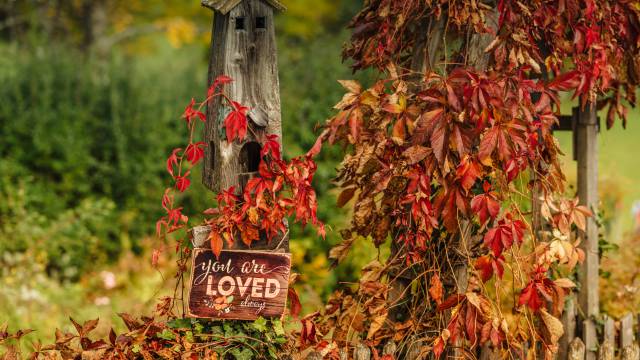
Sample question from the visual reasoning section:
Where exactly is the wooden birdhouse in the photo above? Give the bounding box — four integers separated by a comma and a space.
201, 0, 286, 193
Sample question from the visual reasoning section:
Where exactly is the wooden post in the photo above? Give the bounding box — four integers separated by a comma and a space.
569, 337, 586, 360
202, 0, 285, 194
621, 313, 635, 349
576, 101, 599, 360
200, 0, 288, 252
598, 315, 615, 360
559, 297, 577, 359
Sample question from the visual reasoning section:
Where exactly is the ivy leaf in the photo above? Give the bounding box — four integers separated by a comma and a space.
429, 274, 444, 305
470, 182, 500, 225
224, 101, 249, 142
156, 329, 176, 341
540, 309, 564, 345
403, 145, 431, 165
337, 187, 356, 208
272, 319, 285, 336
483, 215, 526, 256
475, 254, 505, 282
287, 288, 302, 318
166, 148, 182, 177
182, 98, 206, 125
251, 317, 268, 333
456, 156, 481, 193
175, 171, 191, 192
230, 348, 254, 360
210, 231, 224, 258
185, 142, 206, 165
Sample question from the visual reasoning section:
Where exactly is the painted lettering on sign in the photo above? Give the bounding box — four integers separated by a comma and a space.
188, 249, 291, 320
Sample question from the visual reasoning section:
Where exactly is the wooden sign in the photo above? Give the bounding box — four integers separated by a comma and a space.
188, 249, 291, 320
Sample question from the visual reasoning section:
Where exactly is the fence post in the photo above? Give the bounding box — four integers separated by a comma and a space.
621, 313, 635, 349
576, 102, 599, 360
569, 337, 586, 360
559, 297, 577, 359
598, 315, 615, 360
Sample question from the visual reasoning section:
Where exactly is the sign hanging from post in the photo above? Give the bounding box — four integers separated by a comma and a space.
188, 249, 291, 320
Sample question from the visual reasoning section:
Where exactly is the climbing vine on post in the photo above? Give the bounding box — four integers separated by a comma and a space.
296, 0, 640, 359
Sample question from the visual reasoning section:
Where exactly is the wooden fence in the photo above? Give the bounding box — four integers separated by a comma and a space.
562, 312, 640, 360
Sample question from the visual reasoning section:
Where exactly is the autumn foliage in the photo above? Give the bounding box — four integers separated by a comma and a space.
5, 0, 640, 359
293, 0, 639, 359
153, 0, 640, 359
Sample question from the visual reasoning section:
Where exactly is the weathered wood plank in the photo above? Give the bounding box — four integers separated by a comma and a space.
598, 340, 614, 360
382, 341, 397, 356
603, 315, 615, 343
622, 344, 640, 360
598, 315, 615, 360
559, 297, 577, 360
576, 102, 599, 360
189, 224, 289, 252
569, 337, 586, 360
621, 313, 635, 349
354, 343, 371, 360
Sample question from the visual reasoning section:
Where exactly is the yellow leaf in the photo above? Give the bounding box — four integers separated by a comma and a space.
540, 309, 564, 345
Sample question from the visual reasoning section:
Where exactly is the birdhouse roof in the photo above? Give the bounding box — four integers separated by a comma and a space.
202, 0, 286, 14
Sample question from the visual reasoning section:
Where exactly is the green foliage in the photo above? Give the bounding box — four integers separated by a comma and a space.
0, 41, 212, 272
165, 317, 289, 359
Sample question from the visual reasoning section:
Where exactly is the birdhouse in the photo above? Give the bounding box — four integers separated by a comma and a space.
201, 0, 286, 193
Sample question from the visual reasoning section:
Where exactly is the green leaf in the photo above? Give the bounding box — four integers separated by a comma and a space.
251, 317, 268, 333
156, 329, 176, 341
185, 330, 195, 343
272, 319, 285, 336
167, 318, 192, 329
230, 347, 254, 360
194, 321, 205, 334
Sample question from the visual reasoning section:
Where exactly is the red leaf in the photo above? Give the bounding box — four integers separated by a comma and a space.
470, 185, 500, 225
151, 248, 161, 267
223, 101, 249, 142
430, 119, 448, 163
547, 71, 580, 92
182, 98, 205, 125
446, 82, 461, 111
478, 127, 498, 165
207, 75, 233, 98
306, 129, 327, 158
261, 134, 282, 160
433, 336, 446, 359
166, 148, 182, 177
483, 215, 526, 256
437, 294, 466, 311
456, 156, 481, 192
288, 287, 302, 318
185, 142, 205, 165
175, 171, 191, 192
475, 254, 505, 282
519, 281, 544, 312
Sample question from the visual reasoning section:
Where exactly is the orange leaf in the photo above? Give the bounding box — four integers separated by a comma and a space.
210, 232, 223, 258
429, 274, 444, 305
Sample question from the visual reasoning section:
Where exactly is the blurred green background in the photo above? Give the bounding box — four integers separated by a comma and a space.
1, 0, 639, 346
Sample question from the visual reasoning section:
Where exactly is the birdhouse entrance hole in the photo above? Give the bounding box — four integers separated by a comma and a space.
235, 17, 246, 30
256, 17, 266, 29
240, 141, 262, 173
